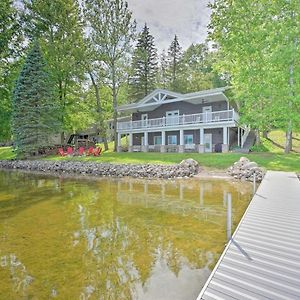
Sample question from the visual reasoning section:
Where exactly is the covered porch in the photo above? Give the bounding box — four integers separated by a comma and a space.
117, 126, 245, 153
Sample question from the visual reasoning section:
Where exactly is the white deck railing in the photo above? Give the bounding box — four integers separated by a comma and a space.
117, 109, 238, 131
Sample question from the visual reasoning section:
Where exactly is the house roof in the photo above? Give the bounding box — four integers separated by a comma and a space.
117, 87, 229, 113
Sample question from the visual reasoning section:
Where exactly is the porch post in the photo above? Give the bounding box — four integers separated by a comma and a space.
117, 133, 122, 152
161, 131, 166, 153
237, 127, 240, 147
222, 126, 229, 153
198, 128, 205, 153
128, 133, 133, 152
179, 129, 184, 153
142, 132, 148, 152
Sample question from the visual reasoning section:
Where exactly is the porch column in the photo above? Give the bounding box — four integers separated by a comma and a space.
237, 127, 240, 147
179, 129, 184, 153
117, 133, 122, 152
198, 128, 205, 153
142, 132, 148, 152
128, 133, 133, 152
222, 126, 229, 153
161, 131, 166, 153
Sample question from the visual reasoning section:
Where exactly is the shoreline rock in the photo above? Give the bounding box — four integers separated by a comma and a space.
0, 159, 200, 179
227, 157, 265, 182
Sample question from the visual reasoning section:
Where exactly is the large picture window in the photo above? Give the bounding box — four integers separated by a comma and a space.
184, 134, 194, 145
154, 136, 162, 145
167, 135, 177, 145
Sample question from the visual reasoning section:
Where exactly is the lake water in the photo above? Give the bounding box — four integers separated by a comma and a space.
0, 170, 252, 299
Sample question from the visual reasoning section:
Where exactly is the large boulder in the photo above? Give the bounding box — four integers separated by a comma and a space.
227, 158, 265, 182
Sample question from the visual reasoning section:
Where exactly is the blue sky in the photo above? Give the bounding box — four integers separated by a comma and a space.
127, 0, 211, 52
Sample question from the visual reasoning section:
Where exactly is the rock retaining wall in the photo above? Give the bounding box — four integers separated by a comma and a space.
0, 159, 200, 179
227, 157, 265, 182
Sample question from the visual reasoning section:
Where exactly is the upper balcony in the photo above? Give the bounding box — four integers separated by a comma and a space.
117, 109, 239, 132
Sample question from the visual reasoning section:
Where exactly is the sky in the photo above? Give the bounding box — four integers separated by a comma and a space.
127, 0, 211, 52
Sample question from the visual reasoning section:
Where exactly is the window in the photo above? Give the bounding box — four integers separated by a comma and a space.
168, 135, 177, 145
154, 136, 162, 145
184, 134, 193, 145
141, 114, 148, 127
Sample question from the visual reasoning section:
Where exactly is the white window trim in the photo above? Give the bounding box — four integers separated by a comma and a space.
141, 114, 148, 127
167, 135, 177, 145
202, 106, 212, 113
166, 110, 179, 117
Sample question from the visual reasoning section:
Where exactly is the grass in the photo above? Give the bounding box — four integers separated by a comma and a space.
1, 131, 300, 172
251, 130, 300, 153
0, 147, 16, 160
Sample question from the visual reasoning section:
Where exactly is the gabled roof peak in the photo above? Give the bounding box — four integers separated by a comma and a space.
140, 89, 182, 105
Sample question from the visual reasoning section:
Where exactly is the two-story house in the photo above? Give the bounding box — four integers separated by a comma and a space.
116, 88, 249, 153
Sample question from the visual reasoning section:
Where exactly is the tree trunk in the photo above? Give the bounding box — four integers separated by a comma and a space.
112, 62, 118, 152
89, 72, 109, 151
58, 80, 65, 145
262, 131, 268, 139
60, 132, 65, 145
285, 123, 292, 154
255, 129, 260, 145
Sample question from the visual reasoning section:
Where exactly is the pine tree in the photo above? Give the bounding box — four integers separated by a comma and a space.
129, 24, 158, 101
158, 49, 168, 89
167, 35, 182, 91
12, 41, 60, 158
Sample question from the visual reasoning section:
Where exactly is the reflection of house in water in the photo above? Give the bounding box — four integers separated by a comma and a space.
116, 179, 251, 225
0, 254, 34, 296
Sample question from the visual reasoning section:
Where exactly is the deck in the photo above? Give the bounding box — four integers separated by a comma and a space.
197, 171, 300, 300
117, 109, 238, 132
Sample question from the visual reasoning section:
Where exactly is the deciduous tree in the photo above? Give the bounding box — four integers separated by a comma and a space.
209, 0, 300, 152
84, 0, 136, 151
23, 0, 86, 144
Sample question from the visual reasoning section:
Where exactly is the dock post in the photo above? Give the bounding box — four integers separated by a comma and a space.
253, 172, 256, 195
226, 193, 232, 241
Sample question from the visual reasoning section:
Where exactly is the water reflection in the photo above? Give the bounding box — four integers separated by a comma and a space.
0, 170, 252, 299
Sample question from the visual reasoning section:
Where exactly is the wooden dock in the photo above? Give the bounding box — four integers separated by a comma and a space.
197, 171, 300, 300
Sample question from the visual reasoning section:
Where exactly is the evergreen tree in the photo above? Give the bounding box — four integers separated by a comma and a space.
167, 35, 182, 91
129, 24, 158, 101
23, 0, 86, 144
12, 41, 60, 158
158, 49, 168, 89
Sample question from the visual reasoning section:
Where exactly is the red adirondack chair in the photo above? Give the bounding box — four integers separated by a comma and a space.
58, 148, 67, 156
67, 147, 74, 155
78, 147, 85, 156
93, 147, 102, 156
86, 147, 94, 156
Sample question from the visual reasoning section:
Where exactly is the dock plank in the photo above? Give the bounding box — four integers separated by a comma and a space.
197, 171, 300, 300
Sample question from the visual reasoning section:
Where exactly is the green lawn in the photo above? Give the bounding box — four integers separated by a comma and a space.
251, 130, 300, 153
0, 147, 16, 160
1, 146, 299, 172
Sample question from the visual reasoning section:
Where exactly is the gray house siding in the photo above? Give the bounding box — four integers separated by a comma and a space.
205, 128, 223, 145
132, 101, 228, 121
229, 128, 237, 144
133, 133, 143, 146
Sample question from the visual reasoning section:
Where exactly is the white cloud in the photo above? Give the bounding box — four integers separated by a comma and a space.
127, 0, 211, 52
